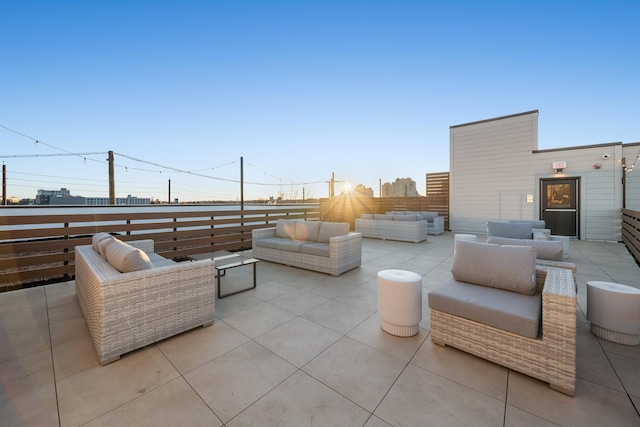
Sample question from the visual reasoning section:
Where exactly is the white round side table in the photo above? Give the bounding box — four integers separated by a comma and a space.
586, 281, 640, 345
377, 270, 422, 337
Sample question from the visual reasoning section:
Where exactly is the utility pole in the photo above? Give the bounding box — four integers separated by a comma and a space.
240, 156, 244, 209
108, 151, 115, 205
168, 179, 171, 204
2, 163, 6, 205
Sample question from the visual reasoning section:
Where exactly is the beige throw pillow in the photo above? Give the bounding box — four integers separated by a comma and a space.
105, 239, 154, 273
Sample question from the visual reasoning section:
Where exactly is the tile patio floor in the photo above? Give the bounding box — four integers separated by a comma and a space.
1, 232, 639, 426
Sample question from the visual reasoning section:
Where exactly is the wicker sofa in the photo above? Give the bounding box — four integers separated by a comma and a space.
75, 235, 215, 365
355, 213, 428, 243
428, 240, 576, 395
387, 211, 445, 235
252, 219, 361, 276
488, 220, 570, 257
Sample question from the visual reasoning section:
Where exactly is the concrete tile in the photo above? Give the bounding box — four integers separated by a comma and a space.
0, 382, 59, 427
302, 299, 372, 334
256, 317, 341, 367
222, 302, 296, 339
303, 336, 406, 412
56, 346, 179, 427
49, 316, 90, 348
227, 370, 370, 426
347, 313, 428, 362
334, 284, 379, 312
507, 373, 640, 426
157, 320, 250, 374
267, 289, 329, 316
504, 404, 559, 426
83, 377, 222, 427
363, 415, 393, 427
52, 335, 100, 380
185, 341, 296, 423
0, 348, 54, 398
374, 363, 505, 426
410, 338, 508, 402
607, 352, 640, 397
0, 323, 50, 363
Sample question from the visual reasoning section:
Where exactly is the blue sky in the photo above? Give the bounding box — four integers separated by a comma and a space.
1, 0, 638, 202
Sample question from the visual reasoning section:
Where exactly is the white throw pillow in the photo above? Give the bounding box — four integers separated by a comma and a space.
92, 232, 112, 253
105, 239, 154, 273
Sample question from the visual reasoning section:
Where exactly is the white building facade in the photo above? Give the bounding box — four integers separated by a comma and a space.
449, 110, 639, 241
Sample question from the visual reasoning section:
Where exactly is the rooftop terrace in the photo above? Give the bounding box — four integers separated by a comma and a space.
1, 232, 639, 426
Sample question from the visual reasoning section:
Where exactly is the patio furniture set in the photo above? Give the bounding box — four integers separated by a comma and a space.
74, 219, 638, 399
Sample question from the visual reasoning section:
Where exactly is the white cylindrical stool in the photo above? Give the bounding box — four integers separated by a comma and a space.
378, 269, 422, 337
587, 281, 640, 345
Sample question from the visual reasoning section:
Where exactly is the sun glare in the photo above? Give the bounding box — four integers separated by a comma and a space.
344, 182, 353, 193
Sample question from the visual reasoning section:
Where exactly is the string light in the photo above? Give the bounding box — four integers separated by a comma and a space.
34, 140, 39, 147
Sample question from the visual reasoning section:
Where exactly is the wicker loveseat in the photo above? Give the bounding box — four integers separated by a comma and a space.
75, 234, 215, 365
252, 219, 361, 276
428, 240, 577, 395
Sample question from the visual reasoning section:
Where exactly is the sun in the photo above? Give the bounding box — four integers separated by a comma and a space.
344, 182, 353, 193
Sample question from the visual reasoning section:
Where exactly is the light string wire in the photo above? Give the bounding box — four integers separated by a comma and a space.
0, 124, 332, 186
622, 149, 640, 173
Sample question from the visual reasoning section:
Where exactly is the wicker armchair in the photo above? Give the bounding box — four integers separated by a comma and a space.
430, 266, 576, 395
75, 239, 215, 365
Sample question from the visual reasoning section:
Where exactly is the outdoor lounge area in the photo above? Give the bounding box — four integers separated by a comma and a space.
2, 232, 639, 426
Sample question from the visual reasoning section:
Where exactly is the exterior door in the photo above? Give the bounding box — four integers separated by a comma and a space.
540, 178, 579, 238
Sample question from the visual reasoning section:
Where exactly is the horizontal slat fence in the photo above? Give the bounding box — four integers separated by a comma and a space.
0, 206, 320, 291
622, 208, 640, 267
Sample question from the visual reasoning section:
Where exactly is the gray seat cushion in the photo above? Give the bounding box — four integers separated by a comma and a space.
255, 237, 306, 252
428, 279, 542, 339
300, 242, 330, 257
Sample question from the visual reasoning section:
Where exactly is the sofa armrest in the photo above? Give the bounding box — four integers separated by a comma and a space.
540, 267, 576, 394
329, 232, 362, 258
433, 217, 444, 226
252, 227, 276, 244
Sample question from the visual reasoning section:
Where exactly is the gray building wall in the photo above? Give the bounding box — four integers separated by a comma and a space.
450, 110, 637, 241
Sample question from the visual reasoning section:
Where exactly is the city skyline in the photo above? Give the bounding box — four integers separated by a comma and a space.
1, 1, 638, 202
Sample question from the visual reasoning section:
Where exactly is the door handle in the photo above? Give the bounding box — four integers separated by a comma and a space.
544, 208, 576, 212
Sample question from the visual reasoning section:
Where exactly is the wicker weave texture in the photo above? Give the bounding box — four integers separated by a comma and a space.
431, 267, 576, 395
252, 228, 361, 276
355, 219, 428, 243
75, 242, 215, 365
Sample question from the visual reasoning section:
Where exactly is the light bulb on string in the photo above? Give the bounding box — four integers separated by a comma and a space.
34, 140, 39, 147
83, 157, 86, 164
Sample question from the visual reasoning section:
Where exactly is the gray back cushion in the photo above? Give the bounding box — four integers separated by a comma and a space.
392, 214, 419, 221
509, 220, 546, 229
361, 213, 374, 219
487, 221, 533, 239
452, 240, 537, 295
317, 222, 350, 243
275, 219, 299, 239
295, 221, 321, 241
373, 214, 393, 221
486, 236, 564, 261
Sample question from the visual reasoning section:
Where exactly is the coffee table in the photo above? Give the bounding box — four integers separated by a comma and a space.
190, 252, 259, 298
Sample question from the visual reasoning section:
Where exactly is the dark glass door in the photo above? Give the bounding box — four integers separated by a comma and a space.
540, 178, 579, 237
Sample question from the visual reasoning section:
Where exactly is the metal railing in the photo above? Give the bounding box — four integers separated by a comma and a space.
0, 205, 320, 291
622, 208, 640, 267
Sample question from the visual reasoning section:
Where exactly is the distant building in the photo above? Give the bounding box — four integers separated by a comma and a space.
381, 178, 419, 197
85, 195, 151, 205
35, 188, 150, 205
353, 184, 374, 198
